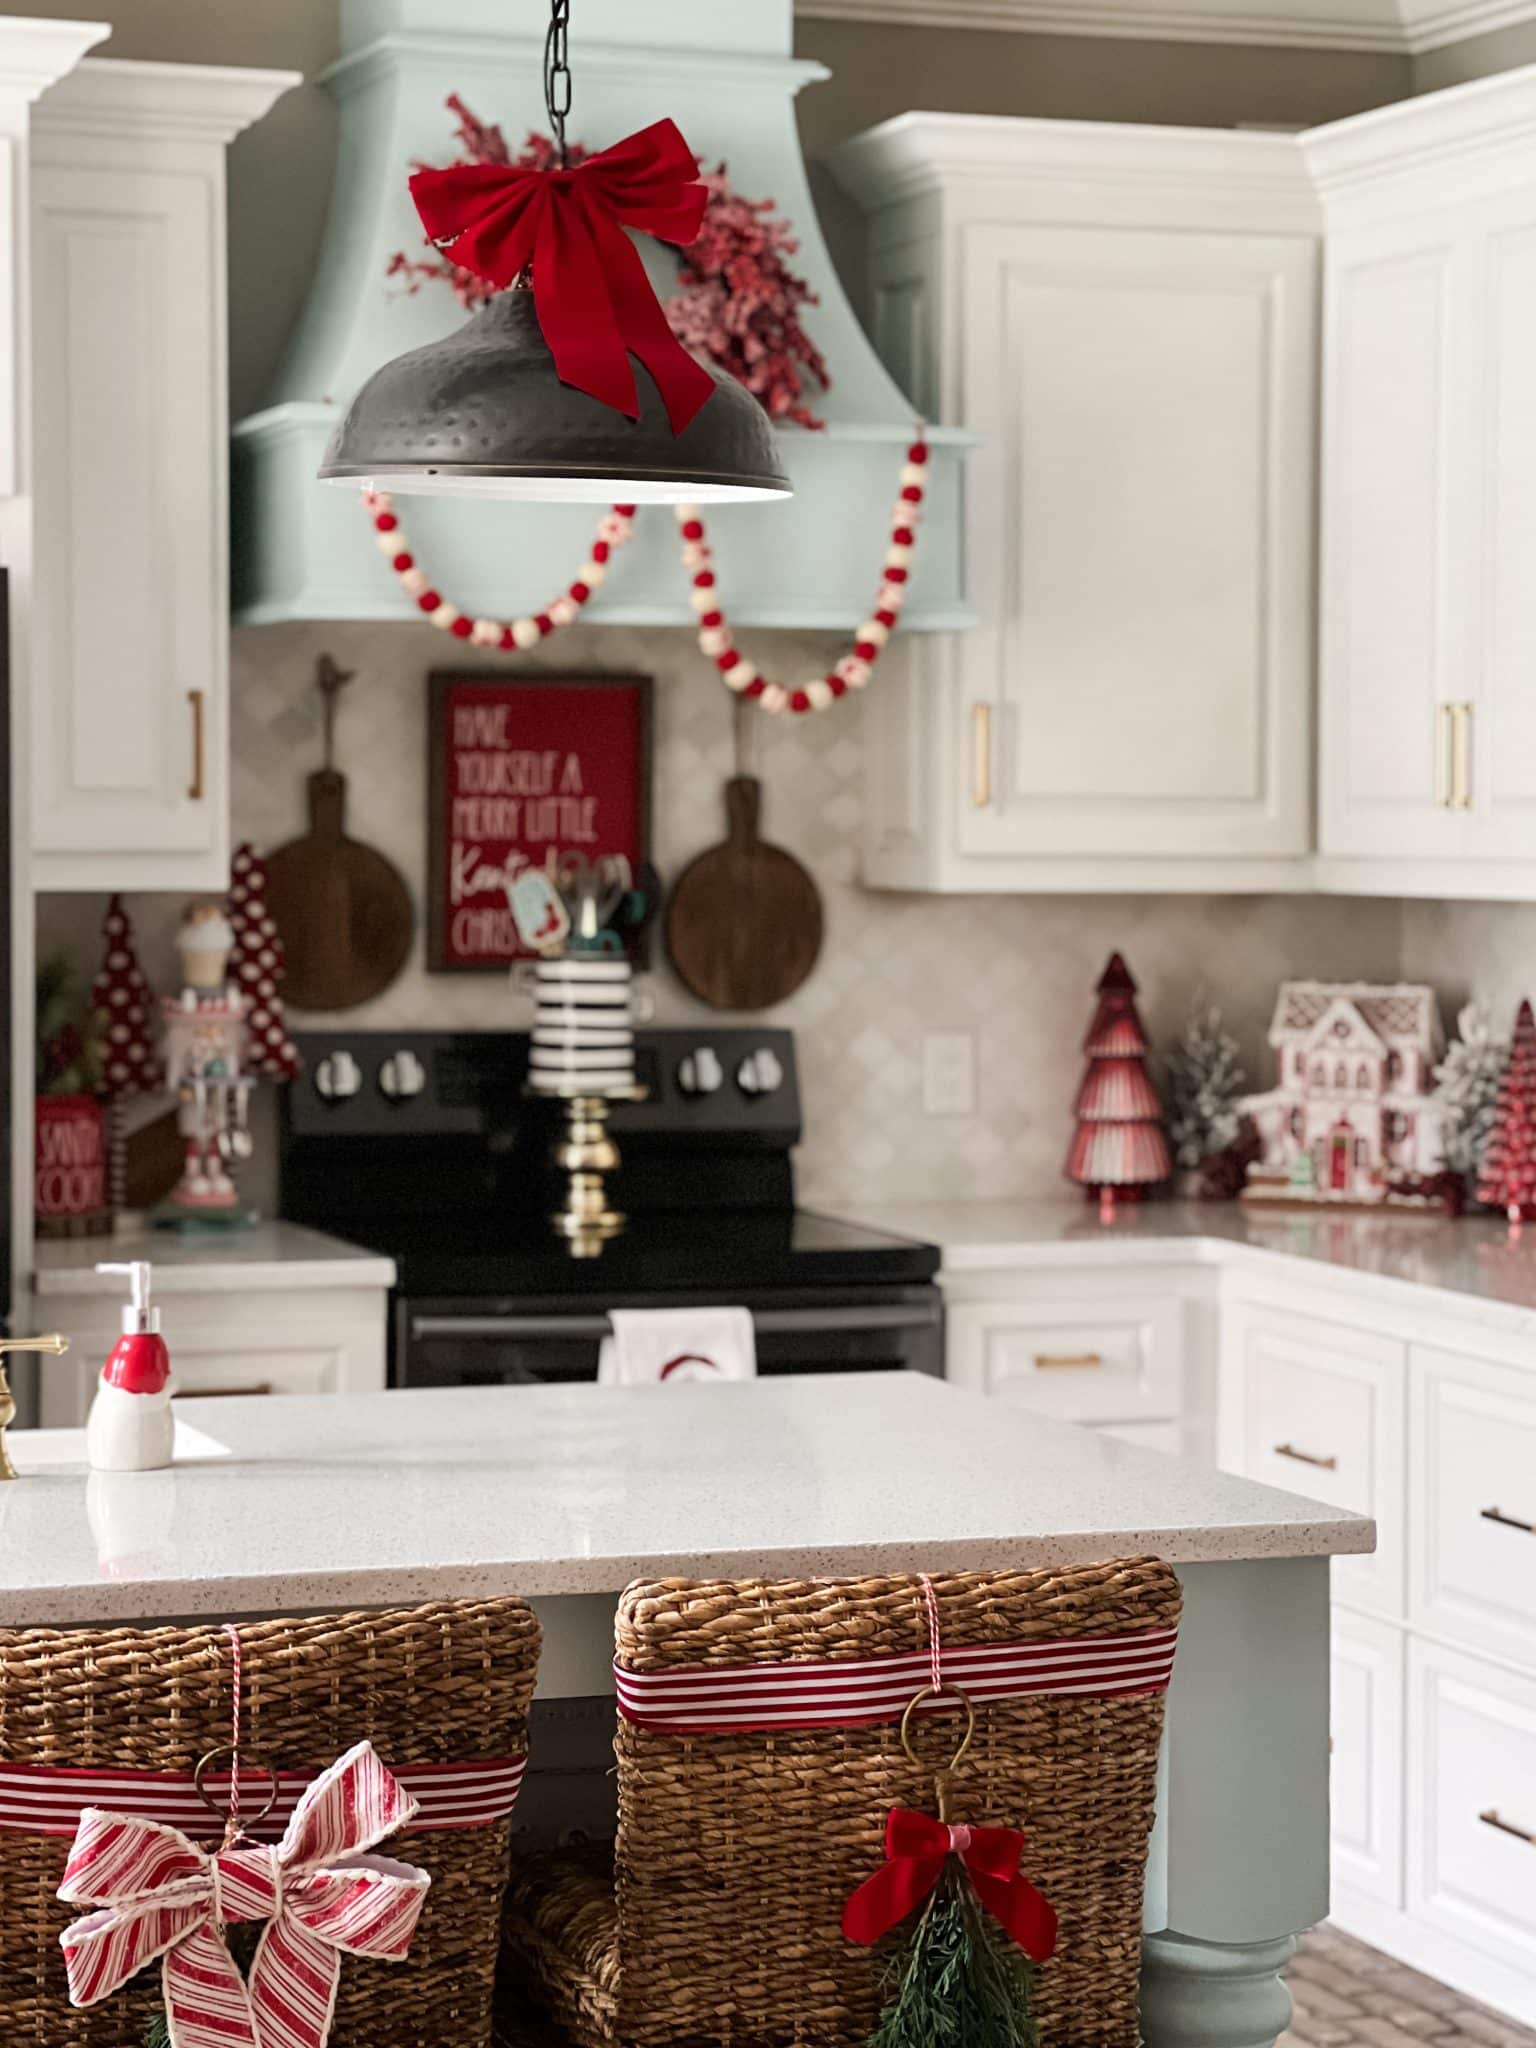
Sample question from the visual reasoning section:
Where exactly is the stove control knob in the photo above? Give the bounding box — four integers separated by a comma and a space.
314, 1050, 361, 1103
379, 1050, 426, 1102
736, 1048, 784, 1098
677, 1047, 724, 1098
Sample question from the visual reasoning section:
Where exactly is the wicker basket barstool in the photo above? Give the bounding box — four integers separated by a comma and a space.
501, 1556, 1180, 2048
0, 1596, 541, 2048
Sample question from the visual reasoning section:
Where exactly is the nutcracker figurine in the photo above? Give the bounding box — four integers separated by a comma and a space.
158, 901, 255, 1225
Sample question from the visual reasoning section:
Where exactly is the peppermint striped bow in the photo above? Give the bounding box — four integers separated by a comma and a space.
57, 1740, 430, 2048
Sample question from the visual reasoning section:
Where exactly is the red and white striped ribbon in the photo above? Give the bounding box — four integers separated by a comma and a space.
615, 1626, 1179, 1735
0, 1751, 526, 1840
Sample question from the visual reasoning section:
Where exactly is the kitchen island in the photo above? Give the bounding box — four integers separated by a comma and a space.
2, 1374, 1370, 2048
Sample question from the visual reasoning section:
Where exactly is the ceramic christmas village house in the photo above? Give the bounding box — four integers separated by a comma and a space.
1240, 981, 1446, 1206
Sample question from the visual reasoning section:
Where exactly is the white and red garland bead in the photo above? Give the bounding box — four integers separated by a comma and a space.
675, 435, 928, 715
362, 488, 636, 648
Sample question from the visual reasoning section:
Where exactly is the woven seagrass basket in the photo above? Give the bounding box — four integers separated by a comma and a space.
0, 1596, 540, 2048
501, 1556, 1180, 2048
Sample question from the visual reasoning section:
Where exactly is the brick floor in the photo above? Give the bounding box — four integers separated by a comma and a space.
1284, 1926, 1536, 2048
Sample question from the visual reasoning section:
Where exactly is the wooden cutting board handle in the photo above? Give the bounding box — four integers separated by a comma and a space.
724, 774, 761, 846
306, 767, 347, 840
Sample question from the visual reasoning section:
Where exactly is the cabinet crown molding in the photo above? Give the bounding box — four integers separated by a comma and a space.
1304, 60, 1536, 214
829, 111, 1322, 231
0, 19, 106, 108
796, 0, 1536, 56
34, 58, 301, 149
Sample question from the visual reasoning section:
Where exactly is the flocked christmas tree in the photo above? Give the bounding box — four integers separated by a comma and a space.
90, 895, 162, 1214
1065, 954, 1172, 1207
1163, 1005, 1246, 1172
228, 844, 300, 1080
1476, 998, 1536, 1223
1433, 1001, 1509, 1187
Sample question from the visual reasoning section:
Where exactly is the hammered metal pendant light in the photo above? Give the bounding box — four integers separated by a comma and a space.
318, 0, 790, 505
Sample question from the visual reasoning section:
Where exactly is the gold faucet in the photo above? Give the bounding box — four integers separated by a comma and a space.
0, 1334, 69, 1480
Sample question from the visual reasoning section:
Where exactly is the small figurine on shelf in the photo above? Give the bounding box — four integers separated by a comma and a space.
157, 900, 253, 1228
1064, 953, 1171, 1216
1239, 982, 1448, 1210
1476, 998, 1536, 1229
91, 895, 163, 1220
1163, 1004, 1245, 1197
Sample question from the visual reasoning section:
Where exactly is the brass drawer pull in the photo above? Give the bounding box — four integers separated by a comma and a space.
179, 1382, 274, 1399
1481, 1505, 1535, 1535
972, 702, 993, 809
1435, 703, 1453, 809
1479, 1807, 1535, 1847
1274, 1442, 1337, 1471
1033, 1351, 1105, 1371
187, 688, 206, 802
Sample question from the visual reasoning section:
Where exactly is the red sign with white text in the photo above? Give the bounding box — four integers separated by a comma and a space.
428, 674, 651, 971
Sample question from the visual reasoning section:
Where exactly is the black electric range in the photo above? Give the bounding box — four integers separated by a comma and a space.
279, 1030, 941, 1385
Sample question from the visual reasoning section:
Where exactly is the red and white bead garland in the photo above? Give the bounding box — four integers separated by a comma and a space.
677, 437, 929, 715
361, 489, 637, 649
357, 434, 928, 712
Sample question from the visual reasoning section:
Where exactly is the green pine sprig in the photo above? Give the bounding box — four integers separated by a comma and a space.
145, 2013, 170, 2048
868, 1859, 1040, 2048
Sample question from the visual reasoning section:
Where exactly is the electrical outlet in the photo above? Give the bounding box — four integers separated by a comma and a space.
922, 1033, 975, 1117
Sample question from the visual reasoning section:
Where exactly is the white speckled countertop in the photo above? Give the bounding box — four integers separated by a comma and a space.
34, 1222, 396, 1295
0, 1376, 1370, 1625
854, 1196, 1536, 1333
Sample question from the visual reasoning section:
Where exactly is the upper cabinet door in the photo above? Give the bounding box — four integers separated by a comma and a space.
26, 60, 296, 893
957, 222, 1316, 864
1317, 213, 1482, 865
28, 160, 225, 887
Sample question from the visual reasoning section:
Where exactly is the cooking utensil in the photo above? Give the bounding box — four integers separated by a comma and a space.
266, 655, 414, 1010
664, 775, 823, 1010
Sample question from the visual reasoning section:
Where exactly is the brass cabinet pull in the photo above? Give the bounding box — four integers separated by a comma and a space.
1451, 701, 1473, 810
179, 1382, 274, 1399
1481, 1505, 1535, 1535
1033, 1350, 1104, 1371
972, 702, 992, 809
1436, 703, 1454, 809
187, 688, 205, 802
1479, 1807, 1536, 1847
1274, 1442, 1338, 1471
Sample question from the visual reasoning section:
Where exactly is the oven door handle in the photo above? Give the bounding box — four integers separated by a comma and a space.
408, 1304, 941, 1342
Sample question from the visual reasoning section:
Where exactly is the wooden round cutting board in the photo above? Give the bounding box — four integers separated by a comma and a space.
665, 775, 823, 1011
265, 656, 414, 1011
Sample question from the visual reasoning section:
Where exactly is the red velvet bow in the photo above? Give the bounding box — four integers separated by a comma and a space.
842, 1809, 1058, 1958
410, 118, 715, 433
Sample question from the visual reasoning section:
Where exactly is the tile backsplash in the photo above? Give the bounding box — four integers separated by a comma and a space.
39, 621, 1406, 1213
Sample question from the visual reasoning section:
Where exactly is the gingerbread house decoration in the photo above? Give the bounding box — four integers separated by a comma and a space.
1241, 981, 1445, 1204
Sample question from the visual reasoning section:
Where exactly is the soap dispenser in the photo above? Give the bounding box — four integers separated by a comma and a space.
87, 1262, 173, 1472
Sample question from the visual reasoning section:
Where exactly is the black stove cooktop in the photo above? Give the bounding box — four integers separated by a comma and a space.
326, 1206, 937, 1299
279, 1029, 938, 1299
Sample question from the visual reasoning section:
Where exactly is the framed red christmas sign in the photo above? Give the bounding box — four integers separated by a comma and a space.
427, 673, 653, 972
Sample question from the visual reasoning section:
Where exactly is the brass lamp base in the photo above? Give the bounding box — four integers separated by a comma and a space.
530, 1084, 648, 1260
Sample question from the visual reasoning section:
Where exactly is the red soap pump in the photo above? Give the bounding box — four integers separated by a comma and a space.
86, 1261, 173, 1472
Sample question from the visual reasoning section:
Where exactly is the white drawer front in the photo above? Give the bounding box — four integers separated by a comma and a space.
171, 1346, 350, 1401
946, 1296, 1183, 1422
1412, 1344, 1536, 1668
1219, 1305, 1403, 1617
1408, 1638, 1536, 1977
1330, 1610, 1404, 1907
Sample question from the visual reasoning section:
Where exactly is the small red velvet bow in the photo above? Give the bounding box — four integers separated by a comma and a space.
842, 1809, 1059, 1957
410, 117, 715, 433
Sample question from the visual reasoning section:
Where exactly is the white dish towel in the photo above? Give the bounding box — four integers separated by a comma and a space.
597, 1306, 757, 1386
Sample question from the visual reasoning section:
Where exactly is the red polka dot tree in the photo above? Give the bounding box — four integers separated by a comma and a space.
1477, 998, 1536, 1225
229, 844, 300, 1080
1065, 952, 1172, 1215
91, 895, 163, 1214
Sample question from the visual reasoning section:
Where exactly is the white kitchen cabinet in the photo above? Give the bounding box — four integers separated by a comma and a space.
832, 115, 1320, 894
1331, 1608, 1405, 1910
27, 61, 295, 891
1310, 68, 1536, 900
1218, 1300, 1406, 1621
36, 1277, 389, 1425
945, 1291, 1188, 1425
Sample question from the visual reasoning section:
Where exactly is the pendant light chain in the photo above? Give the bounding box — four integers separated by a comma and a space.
544, 0, 573, 168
